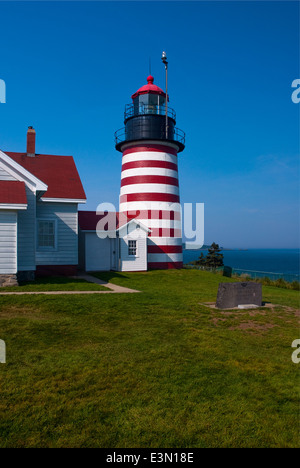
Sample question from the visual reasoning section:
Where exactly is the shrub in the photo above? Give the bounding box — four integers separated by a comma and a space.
290, 281, 300, 291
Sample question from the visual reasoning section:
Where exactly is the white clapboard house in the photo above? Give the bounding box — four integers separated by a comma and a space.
0, 127, 86, 285
0, 127, 150, 285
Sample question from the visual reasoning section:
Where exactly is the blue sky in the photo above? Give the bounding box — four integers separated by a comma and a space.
0, 1, 299, 248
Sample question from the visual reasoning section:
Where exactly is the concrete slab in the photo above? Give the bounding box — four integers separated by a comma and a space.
75, 274, 140, 293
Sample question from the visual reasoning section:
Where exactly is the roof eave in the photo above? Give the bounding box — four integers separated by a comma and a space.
0, 203, 28, 210
0, 150, 48, 192
40, 197, 87, 204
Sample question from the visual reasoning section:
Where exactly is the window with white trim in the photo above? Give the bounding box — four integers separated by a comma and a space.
37, 220, 56, 249
128, 240, 137, 256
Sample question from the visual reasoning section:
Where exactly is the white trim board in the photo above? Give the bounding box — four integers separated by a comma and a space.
0, 203, 27, 210
40, 198, 86, 204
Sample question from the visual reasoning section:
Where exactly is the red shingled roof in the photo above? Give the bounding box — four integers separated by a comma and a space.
5, 152, 86, 201
0, 180, 27, 205
78, 211, 137, 231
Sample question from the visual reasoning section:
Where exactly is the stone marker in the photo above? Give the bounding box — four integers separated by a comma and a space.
216, 282, 262, 309
223, 266, 232, 278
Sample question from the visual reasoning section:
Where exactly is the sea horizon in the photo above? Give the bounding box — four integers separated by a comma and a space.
182, 247, 300, 282
183, 245, 300, 251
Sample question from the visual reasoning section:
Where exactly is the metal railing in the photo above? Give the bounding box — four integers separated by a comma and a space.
184, 265, 299, 283
232, 268, 300, 283
114, 124, 185, 146
124, 103, 176, 121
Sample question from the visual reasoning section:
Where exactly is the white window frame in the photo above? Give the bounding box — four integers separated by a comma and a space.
128, 239, 138, 257
37, 218, 58, 251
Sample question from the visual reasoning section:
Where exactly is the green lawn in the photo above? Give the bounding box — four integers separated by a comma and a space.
0, 275, 109, 292
0, 270, 299, 448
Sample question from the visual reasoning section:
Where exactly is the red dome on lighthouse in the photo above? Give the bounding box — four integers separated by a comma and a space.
131, 75, 166, 100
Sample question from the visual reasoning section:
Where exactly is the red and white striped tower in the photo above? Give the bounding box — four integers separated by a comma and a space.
115, 74, 185, 269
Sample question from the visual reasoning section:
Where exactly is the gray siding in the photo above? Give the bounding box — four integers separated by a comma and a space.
0, 211, 17, 274
36, 202, 78, 266
0, 164, 17, 181
0, 162, 36, 272
17, 186, 36, 271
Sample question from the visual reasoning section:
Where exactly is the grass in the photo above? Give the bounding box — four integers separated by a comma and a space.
0, 269, 299, 448
0, 275, 109, 292
235, 274, 300, 291
185, 265, 300, 290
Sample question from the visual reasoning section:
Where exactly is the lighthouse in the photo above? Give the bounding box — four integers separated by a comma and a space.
115, 60, 185, 269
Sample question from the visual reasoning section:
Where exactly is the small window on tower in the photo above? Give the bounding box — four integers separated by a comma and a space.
128, 240, 137, 256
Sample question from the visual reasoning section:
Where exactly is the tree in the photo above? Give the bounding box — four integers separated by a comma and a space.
204, 242, 224, 268
194, 252, 206, 266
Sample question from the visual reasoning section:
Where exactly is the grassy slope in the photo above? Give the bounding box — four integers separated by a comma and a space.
0, 270, 299, 448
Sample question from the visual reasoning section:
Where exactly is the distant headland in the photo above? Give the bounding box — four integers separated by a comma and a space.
183, 243, 248, 251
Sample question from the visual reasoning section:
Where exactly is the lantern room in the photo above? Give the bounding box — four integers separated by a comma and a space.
115, 74, 185, 152
131, 75, 167, 116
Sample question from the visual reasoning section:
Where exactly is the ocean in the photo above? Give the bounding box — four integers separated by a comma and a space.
183, 248, 300, 282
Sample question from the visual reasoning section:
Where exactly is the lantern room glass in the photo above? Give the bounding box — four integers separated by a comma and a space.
133, 94, 166, 116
